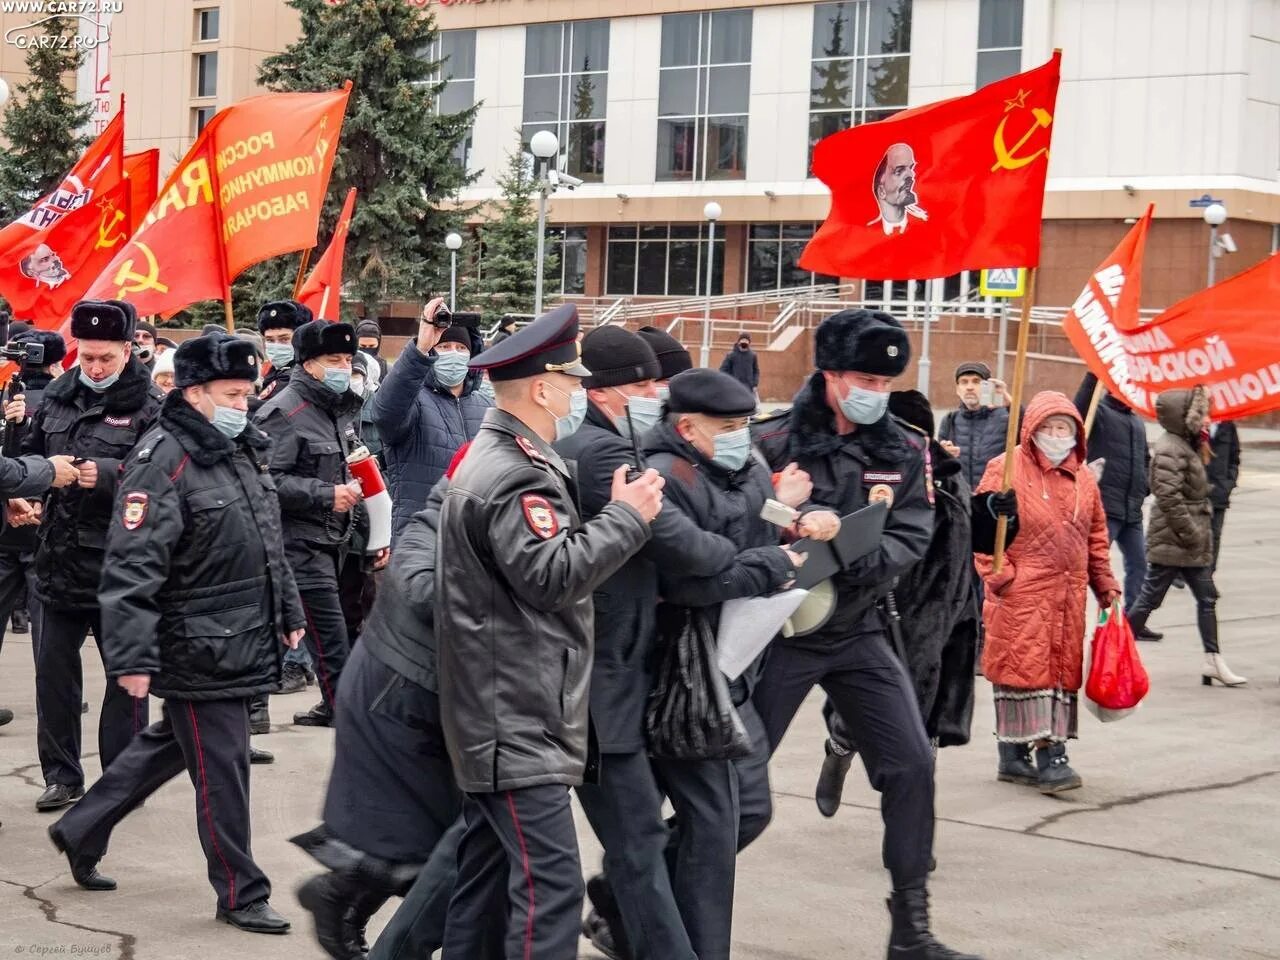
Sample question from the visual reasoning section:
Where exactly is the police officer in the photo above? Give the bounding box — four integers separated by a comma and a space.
554, 327, 741, 960
48, 333, 303, 934
435, 304, 664, 960
255, 299, 312, 407
750, 310, 983, 960
26, 299, 164, 811
253, 319, 362, 727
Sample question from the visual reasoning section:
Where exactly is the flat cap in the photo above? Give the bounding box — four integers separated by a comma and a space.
665, 368, 757, 418
469, 303, 589, 382
954, 361, 991, 381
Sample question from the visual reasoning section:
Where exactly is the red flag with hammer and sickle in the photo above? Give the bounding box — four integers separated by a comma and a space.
84, 85, 352, 317
801, 52, 1060, 280
298, 187, 356, 321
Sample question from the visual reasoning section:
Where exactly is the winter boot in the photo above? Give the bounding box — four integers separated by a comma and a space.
1201, 652, 1247, 687
11, 610, 28, 634
1035, 743, 1082, 794
886, 886, 984, 959
297, 873, 365, 960
995, 742, 1038, 786
249, 696, 271, 735
294, 701, 334, 727
816, 738, 855, 818
583, 874, 634, 960
279, 661, 308, 695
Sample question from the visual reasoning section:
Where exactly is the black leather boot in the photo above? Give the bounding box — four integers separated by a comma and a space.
216, 899, 290, 934
294, 701, 334, 727
995, 742, 1038, 786
249, 696, 271, 735
36, 783, 83, 812
49, 823, 116, 891
815, 739, 854, 817
347, 887, 389, 955
1035, 743, 1082, 794
583, 874, 633, 960
887, 886, 984, 959
297, 873, 365, 959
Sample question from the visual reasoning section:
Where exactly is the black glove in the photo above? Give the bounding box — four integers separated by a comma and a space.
988, 489, 1018, 519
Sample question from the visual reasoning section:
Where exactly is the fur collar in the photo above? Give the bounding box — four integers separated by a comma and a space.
785, 372, 911, 463
160, 391, 271, 467
44, 355, 156, 414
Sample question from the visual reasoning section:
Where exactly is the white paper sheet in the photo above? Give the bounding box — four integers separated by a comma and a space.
716, 589, 809, 681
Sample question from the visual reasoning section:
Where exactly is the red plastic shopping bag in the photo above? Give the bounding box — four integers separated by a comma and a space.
1085, 603, 1151, 718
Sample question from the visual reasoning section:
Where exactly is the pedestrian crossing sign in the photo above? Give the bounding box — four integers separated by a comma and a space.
979, 268, 1027, 298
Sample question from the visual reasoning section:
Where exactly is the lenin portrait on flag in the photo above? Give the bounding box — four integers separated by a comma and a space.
19, 243, 71, 289
868, 142, 928, 236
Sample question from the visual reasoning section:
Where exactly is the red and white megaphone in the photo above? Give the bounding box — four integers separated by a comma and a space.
347, 446, 391, 552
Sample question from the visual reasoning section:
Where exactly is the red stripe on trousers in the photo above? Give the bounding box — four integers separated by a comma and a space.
506, 791, 537, 960
186, 702, 237, 909
299, 600, 335, 706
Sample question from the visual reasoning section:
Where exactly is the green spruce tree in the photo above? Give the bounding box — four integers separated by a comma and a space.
0, 15, 94, 223
472, 134, 559, 324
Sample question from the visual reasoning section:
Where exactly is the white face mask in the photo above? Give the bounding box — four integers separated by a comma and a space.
1033, 432, 1075, 465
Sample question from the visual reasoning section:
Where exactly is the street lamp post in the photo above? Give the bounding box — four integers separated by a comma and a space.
1203, 202, 1227, 287
699, 201, 722, 368
445, 231, 462, 311
529, 130, 559, 316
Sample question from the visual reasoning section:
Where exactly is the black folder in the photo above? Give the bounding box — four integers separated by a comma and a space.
788, 501, 889, 590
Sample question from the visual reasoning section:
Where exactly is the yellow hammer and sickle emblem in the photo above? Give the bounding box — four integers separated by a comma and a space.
95, 206, 127, 250
991, 106, 1053, 172
112, 241, 169, 297
315, 115, 331, 162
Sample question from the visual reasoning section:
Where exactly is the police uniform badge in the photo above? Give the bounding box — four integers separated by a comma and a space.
868, 484, 895, 508
515, 435, 548, 463
521, 494, 559, 540
121, 492, 149, 530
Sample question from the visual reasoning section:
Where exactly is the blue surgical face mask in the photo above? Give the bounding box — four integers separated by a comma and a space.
710, 426, 751, 471
614, 391, 663, 439
838, 383, 890, 425
656, 384, 670, 403
322, 366, 351, 394
434, 351, 470, 388
265, 343, 294, 368
547, 384, 588, 441
477, 378, 495, 403
79, 368, 121, 393
211, 405, 247, 438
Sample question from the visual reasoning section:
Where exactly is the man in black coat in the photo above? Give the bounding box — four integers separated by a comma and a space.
254, 320, 364, 727
936, 361, 1013, 491
1205, 418, 1240, 572
554, 327, 741, 960
1074, 372, 1158, 639
751, 310, 982, 960
48, 334, 304, 934
254, 299, 311, 408
718, 331, 760, 396
25, 300, 164, 812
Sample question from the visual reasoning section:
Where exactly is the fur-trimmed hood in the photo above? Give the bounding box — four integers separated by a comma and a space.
44, 354, 158, 414
784, 371, 912, 463
160, 390, 271, 466
1156, 386, 1209, 441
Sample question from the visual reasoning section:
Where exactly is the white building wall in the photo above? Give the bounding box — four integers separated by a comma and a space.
602, 16, 662, 185
746, 4, 814, 184
469, 25, 527, 189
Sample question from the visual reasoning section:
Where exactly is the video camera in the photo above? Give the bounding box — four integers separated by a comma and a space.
0, 339, 44, 367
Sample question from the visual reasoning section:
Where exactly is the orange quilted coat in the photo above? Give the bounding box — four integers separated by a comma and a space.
975, 391, 1121, 692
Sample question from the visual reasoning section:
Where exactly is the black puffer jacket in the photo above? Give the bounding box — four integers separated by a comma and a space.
24, 356, 163, 608
1206, 421, 1240, 509
719, 346, 759, 390
1075, 372, 1149, 523
1146, 387, 1213, 568
98, 393, 306, 700
937, 404, 1012, 490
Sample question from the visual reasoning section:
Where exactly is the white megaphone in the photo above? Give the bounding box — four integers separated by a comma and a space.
346, 446, 391, 553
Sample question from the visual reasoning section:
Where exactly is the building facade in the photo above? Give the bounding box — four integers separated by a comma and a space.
0, 0, 1276, 308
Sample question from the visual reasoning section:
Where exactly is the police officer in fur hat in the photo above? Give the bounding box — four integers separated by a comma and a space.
49, 333, 303, 934
252, 319, 364, 727
749, 310, 984, 960
25, 299, 164, 812
255, 299, 313, 407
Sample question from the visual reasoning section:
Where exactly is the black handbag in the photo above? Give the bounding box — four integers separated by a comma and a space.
645, 607, 753, 760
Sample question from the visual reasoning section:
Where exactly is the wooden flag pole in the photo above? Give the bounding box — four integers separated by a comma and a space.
992, 267, 1037, 574
223, 298, 235, 333
292, 248, 313, 300
1083, 380, 1106, 436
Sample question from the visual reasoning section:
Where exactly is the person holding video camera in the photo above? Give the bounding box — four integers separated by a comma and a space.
370, 300, 490, 545
24, 300, 164, 812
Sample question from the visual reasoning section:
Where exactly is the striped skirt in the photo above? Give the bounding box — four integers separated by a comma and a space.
992, 686, 1078, 744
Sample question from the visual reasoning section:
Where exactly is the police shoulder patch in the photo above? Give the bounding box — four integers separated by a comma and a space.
520, 494, 559, 540
121, 492, 149, 530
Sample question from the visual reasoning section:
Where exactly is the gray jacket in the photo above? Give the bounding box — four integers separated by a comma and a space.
435, 409, 651, 793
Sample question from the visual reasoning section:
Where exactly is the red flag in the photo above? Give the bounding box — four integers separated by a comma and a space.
801, 53, 1060, 280
298, 187, 356, 321
123, 150, 159, 231
84, 86, 352, 317
0, 110, 125, 265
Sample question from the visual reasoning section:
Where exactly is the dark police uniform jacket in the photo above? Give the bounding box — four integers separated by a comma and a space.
23, 356, 163, 609
554, 403, 739, 754
0, 369, 58, 555
96, 393, 305, 699
252, 365, 362, 584
436, 409, 651, 794
754, 374, 933, 649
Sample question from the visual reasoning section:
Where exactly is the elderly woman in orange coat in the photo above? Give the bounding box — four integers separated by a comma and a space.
975, 391, 1121, 794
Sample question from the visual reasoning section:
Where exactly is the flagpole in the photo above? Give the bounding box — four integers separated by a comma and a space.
1083, 381, 1106, 435
992, 267, 1036, 574
292, 247, 313, 300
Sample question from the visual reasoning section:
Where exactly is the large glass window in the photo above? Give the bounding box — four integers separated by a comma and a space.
657, 10, 752, 182
809, 1, 912, 170
976, 0, 1023, 86
606, 224, 724, 296
746, 223, 839, 291
196, 8, 219, 42
427, 30, 477, 169
522, 20, 609, 182
546, 226, 588, 295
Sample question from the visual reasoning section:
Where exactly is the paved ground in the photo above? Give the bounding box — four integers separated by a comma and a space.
2, 447, 1279, 960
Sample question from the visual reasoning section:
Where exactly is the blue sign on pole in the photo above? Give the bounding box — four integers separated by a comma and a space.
1188, 193, 1225, 208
